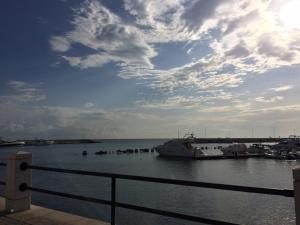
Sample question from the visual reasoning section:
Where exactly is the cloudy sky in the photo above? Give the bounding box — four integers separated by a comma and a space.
1, 0, 300, 139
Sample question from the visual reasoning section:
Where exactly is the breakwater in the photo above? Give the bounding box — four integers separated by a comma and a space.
194, 137, 282, 143
52, 139, 102, 144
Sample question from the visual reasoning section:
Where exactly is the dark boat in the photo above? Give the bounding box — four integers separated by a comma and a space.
264, 135, 300, 159
0, 140, 25, 147
95, 150, 107, 155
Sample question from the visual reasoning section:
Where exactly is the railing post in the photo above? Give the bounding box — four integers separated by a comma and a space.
293, 166, 300, 225
111, 177, 116, 225
5, 151, 32, 213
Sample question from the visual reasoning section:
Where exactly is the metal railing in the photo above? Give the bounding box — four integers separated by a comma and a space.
0, 160, 295, 225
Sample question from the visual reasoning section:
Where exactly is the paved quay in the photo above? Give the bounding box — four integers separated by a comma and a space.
0, 198, 109, 225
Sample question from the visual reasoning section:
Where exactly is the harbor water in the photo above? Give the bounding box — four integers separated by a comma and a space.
0, 139, 297, 225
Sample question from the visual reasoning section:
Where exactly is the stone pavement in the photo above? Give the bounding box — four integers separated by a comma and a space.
0, 198, 109, 225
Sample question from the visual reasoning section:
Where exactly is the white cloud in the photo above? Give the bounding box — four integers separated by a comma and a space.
0, 101, 166, 139
137, 91, 233, 110
269, 85, 294, 92
1, 81, 46, 104
1, 89, 300, 138
119, 0, 300, 96
181, 0, 226, 33
84, 102, 95, 108
254, 96, 284, 103
123, 0, 187, 43
51, 0, 157, 69
48, 0, 300, 109
62, 54, 116, 69
49, 36, 71, 52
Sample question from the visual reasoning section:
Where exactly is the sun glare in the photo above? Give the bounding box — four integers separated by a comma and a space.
280, 0, 300, 29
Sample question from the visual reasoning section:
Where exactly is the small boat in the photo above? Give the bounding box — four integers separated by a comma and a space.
95, 150, 107, 155
82, 151, 87, 156
140, 148, 149, 153
125, 149, 134, 153
264, 150, 296, 160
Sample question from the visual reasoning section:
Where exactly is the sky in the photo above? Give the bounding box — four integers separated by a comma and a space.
1, 0, 300, 139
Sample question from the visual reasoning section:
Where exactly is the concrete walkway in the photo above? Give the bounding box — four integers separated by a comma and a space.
0, 198, 109, 225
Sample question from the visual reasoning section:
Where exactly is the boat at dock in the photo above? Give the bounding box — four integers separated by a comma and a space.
155, 134, 270, 159
155, 134, 230, 159
263, 135, 300, 159
155, 134, 198, 158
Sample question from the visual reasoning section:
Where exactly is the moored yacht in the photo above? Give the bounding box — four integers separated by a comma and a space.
155, 134, 224, 159
155, 134, 196, 158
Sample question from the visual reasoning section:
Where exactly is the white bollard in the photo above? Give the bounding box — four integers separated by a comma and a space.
5, 151, 32, 213
293, 166, 300, 225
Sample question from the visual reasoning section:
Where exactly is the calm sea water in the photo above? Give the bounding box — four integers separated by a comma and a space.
0, 139, 297, 225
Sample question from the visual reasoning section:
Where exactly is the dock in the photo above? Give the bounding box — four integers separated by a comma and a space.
0, 198, 109, 225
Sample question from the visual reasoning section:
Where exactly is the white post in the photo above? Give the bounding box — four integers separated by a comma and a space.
293, 166, 300, 225
5, 151, 32, 213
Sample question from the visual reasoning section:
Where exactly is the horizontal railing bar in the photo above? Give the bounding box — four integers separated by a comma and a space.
28, 165, 114, 178
0, 163, 6, 167
115, 202, 239, 225
28, 186, 111, 205
27, 165, 294, 197
27, 186, 239, 225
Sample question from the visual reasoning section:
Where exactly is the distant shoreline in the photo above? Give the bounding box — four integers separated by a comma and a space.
14, 137, 286, 145
17, 139, 102, 145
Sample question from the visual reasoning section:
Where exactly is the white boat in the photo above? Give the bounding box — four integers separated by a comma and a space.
155, 134, 224, 159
